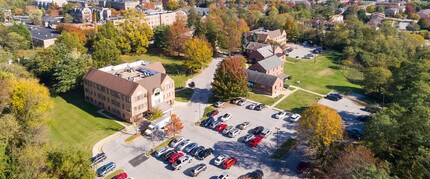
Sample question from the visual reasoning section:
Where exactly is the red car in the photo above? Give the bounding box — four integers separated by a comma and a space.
222, 157, 237, 169
296, 162, 310, 173
169, 152, 184, 164
249, 136, 263, 147
207, 110, 219, 117
216, 123, 228, 132
114, 172, 128, 179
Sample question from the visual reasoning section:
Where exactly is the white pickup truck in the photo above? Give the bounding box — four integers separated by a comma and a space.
144, 114, 171, 136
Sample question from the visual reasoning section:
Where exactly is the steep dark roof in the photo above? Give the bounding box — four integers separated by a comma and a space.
246, 69, 279, 86
84, 68, 140, 96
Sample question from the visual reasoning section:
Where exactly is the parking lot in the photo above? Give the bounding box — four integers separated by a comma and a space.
97, 101, 301, 179
286, 43, 319, 59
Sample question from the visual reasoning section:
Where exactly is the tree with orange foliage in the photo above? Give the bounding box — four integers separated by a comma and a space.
143, 2, 156, 9
56, 24, 87, 44
110, 8, 121, 17
164, 114, 184, 137
299, 104, 344, 165
166, 20, 191, 56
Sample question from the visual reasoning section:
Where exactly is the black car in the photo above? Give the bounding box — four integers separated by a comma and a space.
252, 126, 264, 135
200, 117, 214, 127
90, 152, 107, 165
191, 146, 205, 157
255, 104, 266, 111
325, 93, 342, 101
162, 150, 177, 161
364, 105, 381, 113
196, 148, 214, 160
240, 169, 264, 179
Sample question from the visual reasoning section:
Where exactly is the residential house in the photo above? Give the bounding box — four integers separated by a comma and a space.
367, 12, 385, 27
83, 60, 175, 122
418, 9, 430, 22
246, 69, 283, 97
69, 7, 92, 23
246, 28, 287, 47
247, 45, 284, 63
143, 9, 186, 29
284, 0, 312, 8
42, 15, 63, 28
331, 14, 344, 23
92, 8, 112, 21
195, 7, 210, 16
248, 55, 288, 80
385, 8, 399, 16
27, 24, 60, 48
100, 0, 140, 10
245, 42, 269, 55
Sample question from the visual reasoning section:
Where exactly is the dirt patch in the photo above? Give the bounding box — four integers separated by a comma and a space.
318, 69, 334, 76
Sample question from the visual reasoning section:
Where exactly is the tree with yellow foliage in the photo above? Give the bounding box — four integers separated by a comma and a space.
299, 104, 344, 165
183, 36, 213, 73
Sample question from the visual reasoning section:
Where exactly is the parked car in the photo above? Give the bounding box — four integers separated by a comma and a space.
196, 148, 214, 160
239, 170, 264, 179
249, 136, 263, 147
364, 105, 382, 113
191, 146, 205, 157
169, 152, 184, 164
169, 136, 185, 148
296, 161, 310, 173
114, 172, 128, 179
201, 117, 214, 127
242, 134, 255, 143
228, 128, 241, 138
222, 125, 234, 134
220, 113, 232, 122
210, 121, 221, 129
216, 123, 228, 132
259, 129, 272, 138
176, 139, 192, 150
155, 147, 171, 157
255, 104, 266, 111
172, 155, 193, 170
231, 98, 241, 104
97, 162, 116, 177
326, 93, 343, 101
214, 154, 230, 165
214, 101, 225, 108
283, 83, 292, 88
274, 111, 287, 119
162, 150, 177, 161
90, 152, 107, 165
252, 126, 264, 135
217, 172, 229, 179
347, 127, 363, 140
247, 103, 258, 110
238, 121, 251, 130
289, 114, 301, 122
190, 163, 207, 177
237, 99, 247, 106
207, 110, 219, 117
223, 157, 237, 169
184, 142, 198, 153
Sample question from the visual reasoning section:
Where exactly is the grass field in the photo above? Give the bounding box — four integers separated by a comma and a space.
284, 51, 362, 94
275, 90, 320, 113
175, 88, 194, 102
248, 93, 284, 106
49, 90, 124, 152
121, 51, 194, 89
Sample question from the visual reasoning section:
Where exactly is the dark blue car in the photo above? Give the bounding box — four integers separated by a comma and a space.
97, 162, 116, 177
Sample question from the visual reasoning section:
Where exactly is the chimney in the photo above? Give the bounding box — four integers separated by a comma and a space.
272, 45, 276, 56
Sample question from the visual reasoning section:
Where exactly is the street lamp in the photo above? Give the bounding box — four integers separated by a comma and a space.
275, 127, 280, 148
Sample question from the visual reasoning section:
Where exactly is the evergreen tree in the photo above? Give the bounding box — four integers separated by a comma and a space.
241, 32, 248, 53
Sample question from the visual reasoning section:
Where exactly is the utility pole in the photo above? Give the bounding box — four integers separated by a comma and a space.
275, 127, 280, 148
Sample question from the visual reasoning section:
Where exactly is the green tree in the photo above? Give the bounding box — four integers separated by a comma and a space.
212, 56, 249, 101
376, 6, 384, 13
352, 164, 392, 179
366, 5, 376, 13
154, 25, 169, 52
56, 31, 87, 54
299, 104, 344, 166
4, 32, 29, 50
117, 15, 153, 54
165, 0, 179, 10
241, 32, 248, 53
284, 15, 300, 42
9, 23, 31, 42
63, 13, 73, 23
53, 50, 91, 93
418, 18, 429, 29
46, 148, 95, 178
28, 9, 43, 25
183, 37, 213, 73
92, 38, 120, 68
363, 67, 392, 94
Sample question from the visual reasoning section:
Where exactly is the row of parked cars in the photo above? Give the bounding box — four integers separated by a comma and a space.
91, 152, 129, 178
273, 111, 302, 122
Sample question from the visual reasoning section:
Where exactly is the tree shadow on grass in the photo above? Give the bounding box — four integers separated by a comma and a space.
326, 85, 364, 94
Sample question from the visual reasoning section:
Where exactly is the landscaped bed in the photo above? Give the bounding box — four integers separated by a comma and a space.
146, 138, 173, 156
195, 106, 216, 126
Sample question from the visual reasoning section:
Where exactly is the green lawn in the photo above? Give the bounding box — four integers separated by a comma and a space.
196, 106, 216, 126
121, 51, 194, 89
275, 90, 320, 114
247, 93, 284, 106
49, 90, 124, 152
272, 138, 298, 159
175, 88, 194, 102
284, 51, 362, 94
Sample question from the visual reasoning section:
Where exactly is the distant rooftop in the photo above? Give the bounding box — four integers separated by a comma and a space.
26, 24, 60, 40
99, 60, 163, 82
143, 9, 174, 15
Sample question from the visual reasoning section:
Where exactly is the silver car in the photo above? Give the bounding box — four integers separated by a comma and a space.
155, 147, 171, 157
172, 155, 193, 170
169, 136, 185, 148
242, 134, 255, 143
176, 139, 192, 151
228, 128, 241, 138
222, 126, 234, 134
247, 103, 258, 110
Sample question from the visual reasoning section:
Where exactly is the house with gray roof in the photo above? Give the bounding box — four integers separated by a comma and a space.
248, 55, 288, 80
247, 45, 284, 63
246, 69, 283, 96
27, 24, 60, 48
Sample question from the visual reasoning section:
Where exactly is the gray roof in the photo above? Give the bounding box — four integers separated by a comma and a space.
256, 45, 275, 58
246, 69, 279, 86
255, 56, 283, 71
26, 24, 59, 40
246, 42, 268, 51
